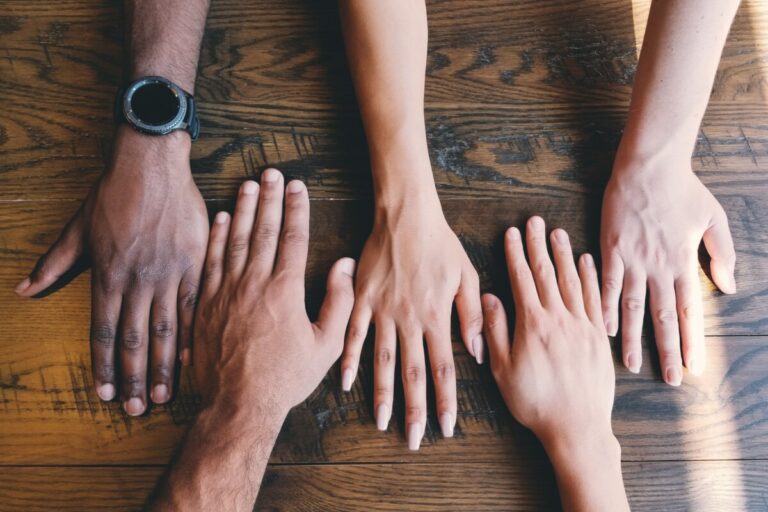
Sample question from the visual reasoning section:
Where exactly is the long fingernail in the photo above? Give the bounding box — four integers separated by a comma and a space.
407, 422, 423, 451
14, 277, 31, 294
472, 334, 484, 365
665, 366, 682, 387
626, 352, 641, 374
180, 348, 191, 366
151, 384, 169, 404
341, 368, 354, 392
440, 413, 454, 438
376, 404, 390, 431
123, 397, 145, 416
97, 383, 115, 401
725, 274, 737, 294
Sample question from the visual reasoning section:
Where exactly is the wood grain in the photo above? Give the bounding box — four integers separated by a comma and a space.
1, 461, 766, 512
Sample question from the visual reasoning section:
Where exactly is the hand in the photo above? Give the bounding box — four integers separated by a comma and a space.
15, 128, 209, 415
340, 193, 483, 450
193, 169, 356, 416
600, 161, 736, 384
483, 218, 628, 512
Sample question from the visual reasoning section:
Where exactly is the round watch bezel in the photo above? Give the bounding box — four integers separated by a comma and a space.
122, 76, 188, 136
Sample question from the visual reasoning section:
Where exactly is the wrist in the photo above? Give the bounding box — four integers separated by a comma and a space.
542, 424, 621, 476
109, 125, 192, 177
195, 395, 288, 445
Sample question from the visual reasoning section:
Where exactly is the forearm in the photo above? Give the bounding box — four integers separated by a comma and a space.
618, 0, 741, 166
148, 401, 286, 511
543, 429, 629, 512
125, 0, 210, 92
338, 0, 438, 209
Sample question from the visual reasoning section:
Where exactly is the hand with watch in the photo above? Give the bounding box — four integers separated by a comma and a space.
16, 75, 209, 416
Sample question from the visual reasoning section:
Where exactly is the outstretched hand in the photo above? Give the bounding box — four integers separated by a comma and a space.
15, 129, 208, 415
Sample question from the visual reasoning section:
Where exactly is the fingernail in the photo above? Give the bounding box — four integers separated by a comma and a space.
214, 211, 229, 224
341, 368, 354, 392
506, 227, 521, 240
181, 348, 191, 366
123, 397, 145, 416
688, 357, 704, 376
529, 216, 544, 231
14, 277, 31, 294
472, 334, 484, 365
376, 404, 390, 431
605, 319, 617, 337
151, 384, 169, 404
665, 366, 682, 387
554, 229, 568, 243
262, 168, 280, 183
339, 257, 356, 277
725, 274, 737, 294
97, 383, 115, 401
582, 253, 595, 267
626, 352, 641, 374
242, 181, 258, 195
286, 180, 304, 194
440, 413, 454, 438
407, 422, 423, 451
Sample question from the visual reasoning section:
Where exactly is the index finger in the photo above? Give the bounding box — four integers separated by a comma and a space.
504, 227, 540, 315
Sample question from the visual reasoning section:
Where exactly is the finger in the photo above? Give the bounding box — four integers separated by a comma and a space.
481, 293, 511, 373
119, 291, 153, 416
274, 180, 309, 277
550, 228, 585, 314
455, 264, 484, 364
150, 287, 178, 405
225, 181, 260, 279
16, 213, 84, 296
177, 267, 200, 367
425, 315, 457, 438
340, 299, 372, 392
90, 280, 121, 402
703, 207, 737, 294
621, 270, 646, 374
248, 168, 285, 276
202, 211, 231, 298
373, 319, 396, 431
400, 327, 427, 451
314, 258, 356, 365
578, 254, 603, 327
648, 276, 682, 386
525, 216, 561, 309
600, 250, 624, 336
675, 267, 705, 376
504, 227, 540, 316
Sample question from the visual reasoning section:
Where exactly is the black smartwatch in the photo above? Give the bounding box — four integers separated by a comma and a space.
114, 76, 200, 140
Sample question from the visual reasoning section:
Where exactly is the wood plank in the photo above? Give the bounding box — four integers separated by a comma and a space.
1, 199, 766, 465
1, 0, 766, 200
1, 461, 767, 511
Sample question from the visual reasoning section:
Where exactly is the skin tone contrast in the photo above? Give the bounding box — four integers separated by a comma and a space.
483, 217, 629, 511
338, 0, 484, 450
14, 0, 212, 415
601, 0, 741, 384
148, 171, 356, 511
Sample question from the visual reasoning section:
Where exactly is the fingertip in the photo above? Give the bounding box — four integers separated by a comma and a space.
335, 257, 357, 278
14, 277, 31, 295
580, 253, 595, 268
261, 168, 282, 183
241, 180, 259, 195
505, 226, 521, 241
214, 211, 230, 225
551, 228, 568, 244
481, 293, 501, 311
286, 179, 306, 195
527, 215, 545, 231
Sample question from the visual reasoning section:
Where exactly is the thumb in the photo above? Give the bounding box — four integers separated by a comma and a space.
314, 258, 357, 355
702, 207, 736, 294
15, 213, 85, 297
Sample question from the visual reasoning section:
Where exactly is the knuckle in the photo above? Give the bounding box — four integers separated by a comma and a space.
375, 348, 393, 366
253, 225, 279, 242
123, 374, 144, 396
406, 405, 423, 418
180, 284, 199, 310
603, 277, 621, 291
373, 386, 392, 402
96, 364, 115, 382
433, 361, 455, 381
152, 321, 175, 340
91, 323, 116, 348
563, 276, 582, 291
204, 261, 222, 280
122, 329, 145, 351
281, 228, 309, 245
622, 297, 644, 312
348, 325, 369, 343
153, 364, 173, 382
404, 365, 424, 384
655, 308, 677, 325
228, 236, 250, 255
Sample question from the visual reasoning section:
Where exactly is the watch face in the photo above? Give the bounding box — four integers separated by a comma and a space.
123, 76, 187, 135
130, 82, 180, 126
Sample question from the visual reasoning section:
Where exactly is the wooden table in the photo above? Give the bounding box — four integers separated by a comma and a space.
1, 0, 767, 510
